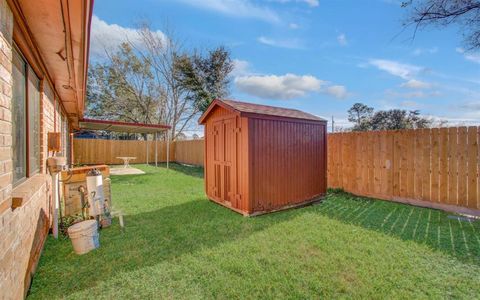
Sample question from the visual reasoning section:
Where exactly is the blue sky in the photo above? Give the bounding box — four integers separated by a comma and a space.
91, 0, 480, 129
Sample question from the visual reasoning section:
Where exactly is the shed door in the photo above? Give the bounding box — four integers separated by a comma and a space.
212, 117, 238, 207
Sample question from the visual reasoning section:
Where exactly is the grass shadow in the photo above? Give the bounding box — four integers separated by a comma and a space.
29, 166, 480, 298
28, 197, 297, 299
315, 189, 480, 265
148, 162, 204, 178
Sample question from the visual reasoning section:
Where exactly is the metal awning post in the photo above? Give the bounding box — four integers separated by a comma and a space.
155, 132, 158, 167
166, 130, 170, 170
146, 134, 149, 166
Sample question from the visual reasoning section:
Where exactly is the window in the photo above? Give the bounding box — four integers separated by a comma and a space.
12, 48, 27, 184
28, 67, 40, 175
12, 46, 41, 185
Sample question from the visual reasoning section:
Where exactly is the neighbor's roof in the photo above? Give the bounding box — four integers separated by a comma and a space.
199, 99, 327, 124
79, 118, 171, 134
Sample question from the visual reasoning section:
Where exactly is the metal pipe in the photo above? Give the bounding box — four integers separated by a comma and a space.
166, 130, 170, 169
52, 172, 59, 238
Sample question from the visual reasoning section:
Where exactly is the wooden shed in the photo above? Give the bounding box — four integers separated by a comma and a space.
199, 99, 327, 216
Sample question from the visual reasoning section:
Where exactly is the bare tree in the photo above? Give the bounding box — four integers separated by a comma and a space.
87, 21, 234, 140
87, 43, 161, 125
403, 0, 480, 50
133, 23, 200, 140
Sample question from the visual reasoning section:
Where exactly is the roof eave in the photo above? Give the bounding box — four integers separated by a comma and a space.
198, 99, 241, 124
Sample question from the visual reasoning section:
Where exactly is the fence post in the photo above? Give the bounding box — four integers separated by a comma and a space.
146, 135, 149, 166
166, 130, 170, 170
155, 132, 158, 167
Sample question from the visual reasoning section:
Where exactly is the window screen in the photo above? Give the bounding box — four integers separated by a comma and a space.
12, 48, 27, 185
28, 67, 40, 175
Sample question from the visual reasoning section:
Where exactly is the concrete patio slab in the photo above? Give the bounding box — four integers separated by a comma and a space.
110, 167, 146, 176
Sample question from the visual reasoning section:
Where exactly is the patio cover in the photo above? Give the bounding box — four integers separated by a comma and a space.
79, 118, 171, 134
78, 118, 172, 167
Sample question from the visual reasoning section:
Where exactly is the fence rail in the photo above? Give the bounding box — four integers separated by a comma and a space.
328, 127, 480, 214
74, 126, 480, 214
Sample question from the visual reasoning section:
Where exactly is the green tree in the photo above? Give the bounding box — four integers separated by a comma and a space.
347, 103, 433, 131
347, 103, 374, 131
174, 46, 234, 112
369, 109, 432, 130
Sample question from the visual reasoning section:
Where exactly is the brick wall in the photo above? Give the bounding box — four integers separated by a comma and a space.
40, 81, 55, 173
0, 1, 62, 298
0, 0, 12, 213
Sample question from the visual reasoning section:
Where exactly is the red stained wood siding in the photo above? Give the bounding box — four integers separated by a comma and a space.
200, 100, 327, 216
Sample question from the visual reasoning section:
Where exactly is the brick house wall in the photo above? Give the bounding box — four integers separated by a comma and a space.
0, 1, 71, 298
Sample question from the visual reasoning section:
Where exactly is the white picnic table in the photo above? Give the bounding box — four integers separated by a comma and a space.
116, 156, 137, 168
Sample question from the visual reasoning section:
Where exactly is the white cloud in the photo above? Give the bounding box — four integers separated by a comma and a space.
269, 0, 319, 7
326, 85, 348, 99
428, 115, 480, 126
257, 36, 304, 49
412, 47, 438, 56
289, 23, 300, 29
175, 0, 280, 23
303, 0, 319, 6
369, 59, 423, 79
90, 15, 166, 58
456, 47, 480, 64
231, 59, 252, 77
235, 73, 349, 100
400, 79, 432, 89
235, 73, 324, 99
459, 101, 480, 111
337, 33, 348, 46
400, 100, 424, 109
385, 89, 441, 99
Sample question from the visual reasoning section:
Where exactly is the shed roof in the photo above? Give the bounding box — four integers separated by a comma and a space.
199, 99, 327, 124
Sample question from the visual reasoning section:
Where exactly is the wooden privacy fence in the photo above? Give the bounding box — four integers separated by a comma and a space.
74, 126, 480, 215
174, 139, 204, 166
73, 138, 204, 166
73, 139, 175, 165
328, 127, 480, 215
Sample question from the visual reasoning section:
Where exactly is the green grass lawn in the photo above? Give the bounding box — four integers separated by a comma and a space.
28, 164, 480, 299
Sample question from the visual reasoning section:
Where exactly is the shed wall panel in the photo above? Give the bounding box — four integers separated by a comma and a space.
202, 100, 327, 216
249, 118, 326, 213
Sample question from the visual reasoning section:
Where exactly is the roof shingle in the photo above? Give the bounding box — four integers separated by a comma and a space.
219, 99, 326, 122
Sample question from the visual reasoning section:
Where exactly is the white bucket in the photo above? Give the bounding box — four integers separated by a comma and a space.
67, 220, 100, 255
